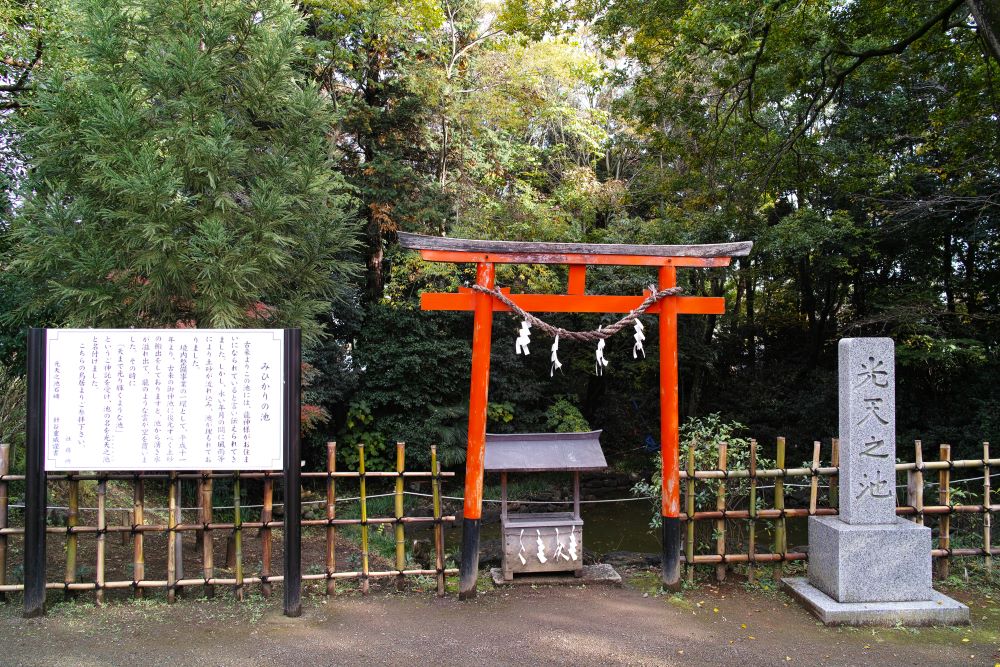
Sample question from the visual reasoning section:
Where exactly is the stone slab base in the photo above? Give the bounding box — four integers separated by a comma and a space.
489, 564, 621, 587
808, 515, 931, 602
783, 577, 969, 626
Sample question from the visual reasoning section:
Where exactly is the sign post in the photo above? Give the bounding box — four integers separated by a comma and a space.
24, 328, 300, 616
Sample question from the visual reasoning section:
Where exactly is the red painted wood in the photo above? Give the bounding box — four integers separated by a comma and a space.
659, 266, 681, 519
417, 249, 732, 268
420, 292, 724, 315
464, 263, 495, 520
567, 265, 586, 294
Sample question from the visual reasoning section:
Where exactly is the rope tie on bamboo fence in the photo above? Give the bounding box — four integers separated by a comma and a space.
471, 283, 684, 341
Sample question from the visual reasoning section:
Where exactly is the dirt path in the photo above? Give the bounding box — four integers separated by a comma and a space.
0, 576, 997, 666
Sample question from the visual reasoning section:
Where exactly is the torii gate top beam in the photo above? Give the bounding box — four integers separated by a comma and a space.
397, 232, 752, 267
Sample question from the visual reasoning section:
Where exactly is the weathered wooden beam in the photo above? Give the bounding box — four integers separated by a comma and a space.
397, 232, 752, 261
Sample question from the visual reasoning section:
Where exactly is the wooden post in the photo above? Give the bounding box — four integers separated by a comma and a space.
133, 477, 144, 598
747, 439, 758, 584
431, 444, 445, 597
167, 472, 176, 603
201, 472, 214, 598
325, 442, 336, 596
359, 444, 370, 595
234, 473, 243, 601
715, 442, 728, 582
395, 441, 406, 591
984, 442, 992, 573
0, 444, 9, 602
96, 479, 107, 606
684, 446, 695, 583
174, 475, 183, 593
938, 443, 951, 579
773, 436, 786, 582
261, 473, 273, 598
282, 328, 302, 617
459, 261, 494, 600
24, 327, 47, 618
658, 265, 682, 588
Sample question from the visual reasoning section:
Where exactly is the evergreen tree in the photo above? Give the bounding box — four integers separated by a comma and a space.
6, 0, 358, 341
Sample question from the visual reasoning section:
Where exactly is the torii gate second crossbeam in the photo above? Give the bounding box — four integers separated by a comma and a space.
398, 232, 752, 598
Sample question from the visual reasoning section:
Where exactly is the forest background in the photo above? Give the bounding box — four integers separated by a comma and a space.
1, 0, 999, 474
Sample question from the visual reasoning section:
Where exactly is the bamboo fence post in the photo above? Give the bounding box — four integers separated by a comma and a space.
234, 472, 243, 602
325, 442, 336, 596
685, 446, 696, 583
773, 437, 786, 582
983, 442, 992, 573
808, 441, 821, 516
829, 438, 839, 510
261, 473, 273, 598
201, 472, 214, 598
395, 441, 406, 591
96, 478, 107, 606
359, 444, 370, 595
431, 444, 445, 597
0, 444, 8, 602
65, 473, 80, 600
913, 441, 925, 526
715, 442, 728, 582
747, 438, 757, 584
168, 471, 177, 603
938, 443, 951, 580
133, 476, 144, 599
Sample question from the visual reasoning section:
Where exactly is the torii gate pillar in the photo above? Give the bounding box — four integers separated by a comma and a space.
398, 233, 752, 597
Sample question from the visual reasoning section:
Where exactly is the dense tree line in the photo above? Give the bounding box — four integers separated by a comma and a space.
1, 0, 998, 469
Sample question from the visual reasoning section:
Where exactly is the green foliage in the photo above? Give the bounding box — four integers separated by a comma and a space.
544, 397, 590, 433
6, 0, 358, 341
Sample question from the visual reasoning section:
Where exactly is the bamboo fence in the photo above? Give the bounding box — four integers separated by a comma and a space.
678, 438, 999, 583
0, 442, 457, 604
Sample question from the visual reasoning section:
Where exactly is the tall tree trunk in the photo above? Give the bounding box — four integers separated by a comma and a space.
967, 0, 1000, 62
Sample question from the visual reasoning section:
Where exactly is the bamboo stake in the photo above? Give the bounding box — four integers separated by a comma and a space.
96, 479, 107, 606
0, 444, 8, 602
234, 473, 243, 601
133, 477, 144, 598
773, 437, 786, 582
938, 443, 951, 580
808, 441, 821, 515
914, 441, 925, 526
829, 438, 839, 510
431, 444, 445, 597
65, 473, 79, 600
326, 442, 336, 596
715, 441, 728, 582
395, 441, 406, 591
168, 471, 177, 603
261, 473, 273, 598
747, 438, 757, 584
983, 442, 992, 573
201, 472, 214, 598
174, 475, 183, 593
685, 446, 696, 584
359, 444, 370, 595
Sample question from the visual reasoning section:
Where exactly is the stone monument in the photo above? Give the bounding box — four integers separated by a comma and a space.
784, 338, 969, 625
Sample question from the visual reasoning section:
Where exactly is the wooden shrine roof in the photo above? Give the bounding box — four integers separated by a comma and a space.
398, 232, 752, 260
484, 431, 608, 473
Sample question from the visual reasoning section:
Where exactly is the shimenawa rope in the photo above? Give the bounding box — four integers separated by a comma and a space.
470, 283, 683, 342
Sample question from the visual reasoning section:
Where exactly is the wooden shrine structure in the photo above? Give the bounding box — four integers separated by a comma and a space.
398, 232, 752, 598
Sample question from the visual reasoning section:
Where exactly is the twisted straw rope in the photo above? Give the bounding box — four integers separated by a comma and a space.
471, 284, 684, 342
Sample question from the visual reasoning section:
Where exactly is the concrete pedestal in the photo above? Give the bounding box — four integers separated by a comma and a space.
783, 577, 969, 626
808, 516, 931, 603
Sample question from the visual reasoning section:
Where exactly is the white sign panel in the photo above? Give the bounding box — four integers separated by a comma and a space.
45, 329, 285, 471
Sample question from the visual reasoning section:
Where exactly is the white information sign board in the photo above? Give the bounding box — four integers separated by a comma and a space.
44, 329, 285, 471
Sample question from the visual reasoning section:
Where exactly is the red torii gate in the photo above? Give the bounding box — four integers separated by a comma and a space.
398, 232, 752, 597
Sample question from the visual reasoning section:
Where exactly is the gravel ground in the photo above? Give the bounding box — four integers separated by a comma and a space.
0, 576, 996, 666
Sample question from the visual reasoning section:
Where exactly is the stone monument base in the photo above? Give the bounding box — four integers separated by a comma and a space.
808, 516, 931, 602
783, 577, 969, 626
